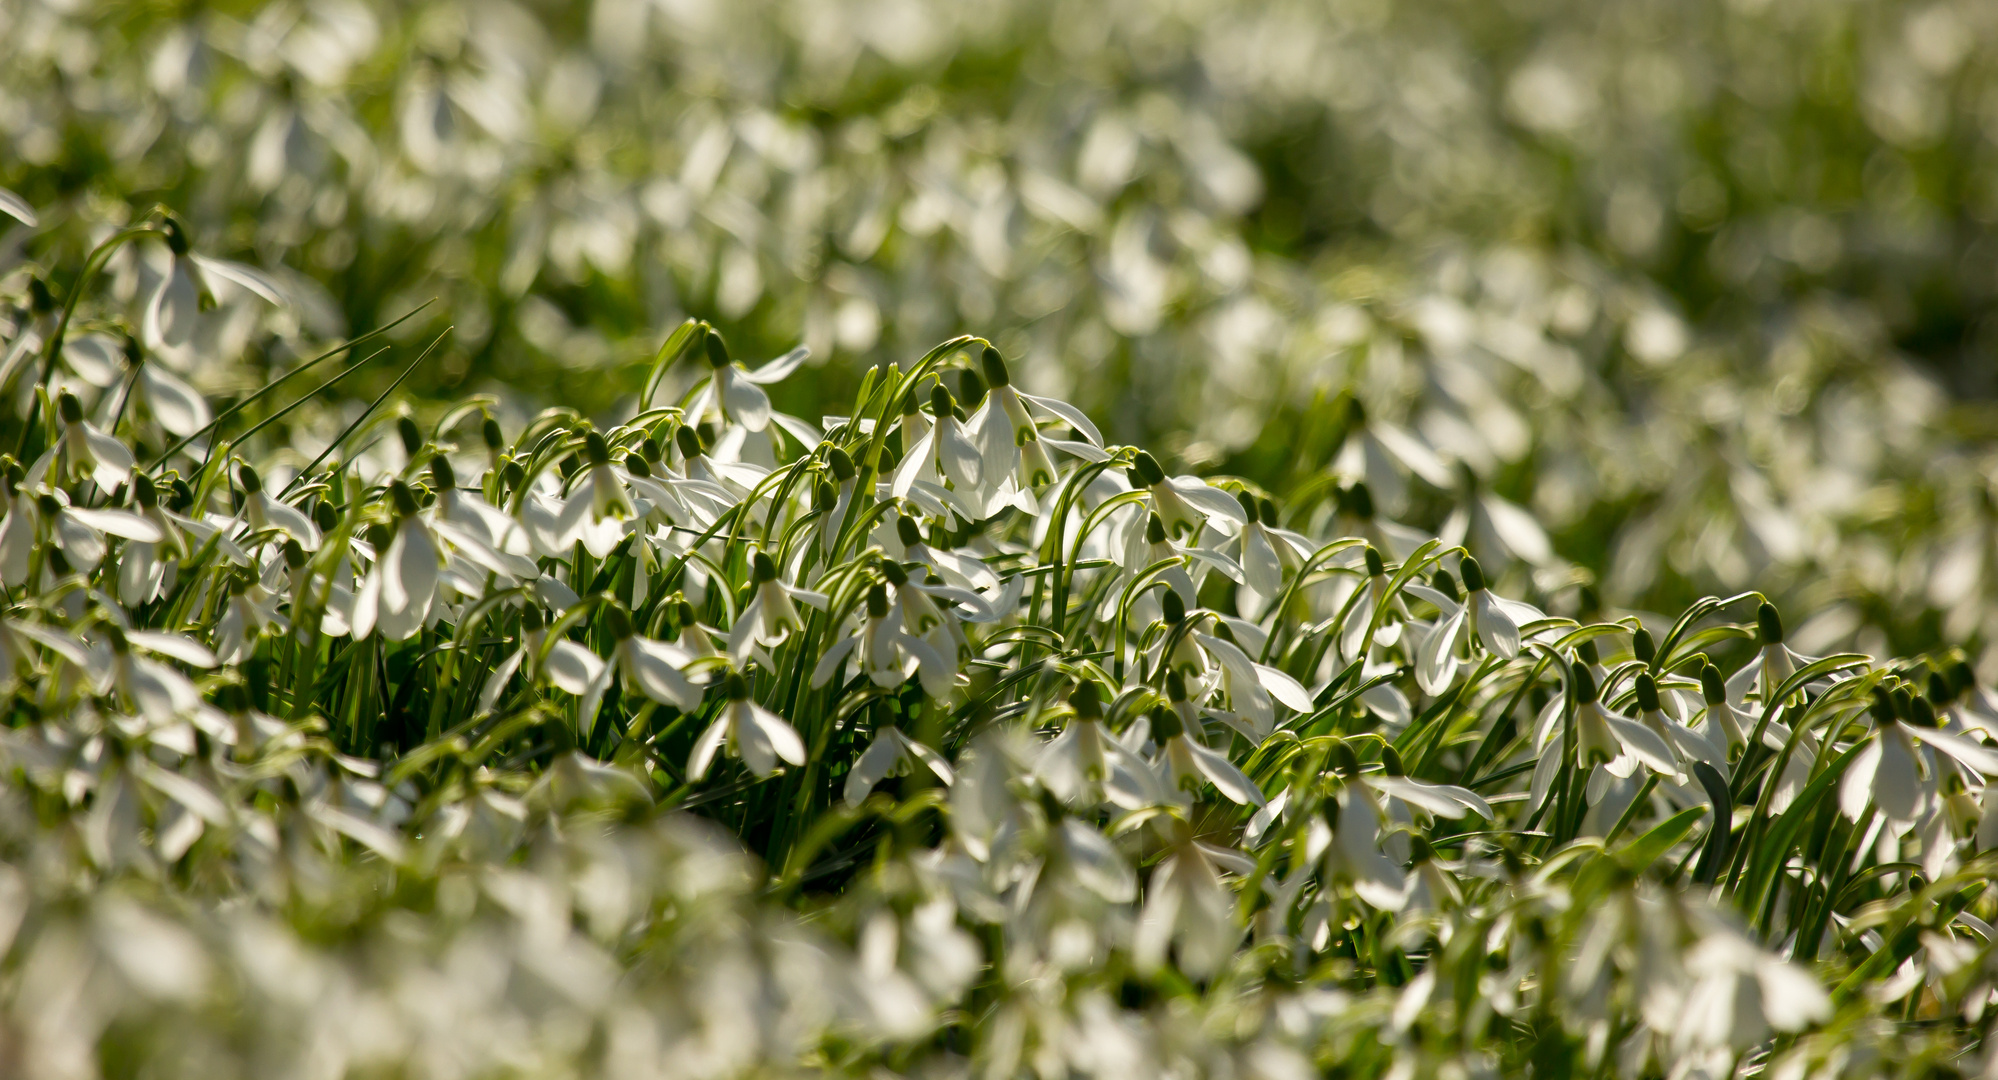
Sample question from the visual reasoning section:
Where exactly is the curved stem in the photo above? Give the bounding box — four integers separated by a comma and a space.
20, 222, 163, 456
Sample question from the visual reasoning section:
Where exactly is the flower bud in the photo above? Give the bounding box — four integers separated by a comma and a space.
132, 473, 157, 508
675, 425, 702, 459
1908, 695, 1939, 729
1380, 745, 1406, 776
1870, 687, 1896, 724
929, 383, 954, 417
813, 480, 835, 511
1458, 555, 1486, 593
1165, 669, 1188, 702
1328, 739, 1360, 778
1237, 490, 1257, 519
897, 515, 923, 549
161, 215, 191, 256
1149, 706, 1183, 741
1756, 602, 1784, 646
1258, 498, 1278, 527
723, 671, 750, 700
1363, 546, 1385, 577
501, 460, 525, 491
583, 431, 611, 465
388, 480, 419, 517
1570, 661, 1599, 706
1891, 686, 1914, 722
481, 416, 504, 450
640, 437, 663, 464
957, 368, 985, 407
521, 604, 545, 632
282, 539, 306, 569
430, 454, 456, 491
867, 584, 890, 619
827, 446, 855, 482
1634, 672, 1661, 712
1160, 589, 1185, 626
1069, 680, 1104, 720
1430, 569, 1460, 604
27, 276, 55, 316
398, 415, 423, 456
1632, 628, 1656, 665
1132, 451, 1166, 487
751, 552, 778, 583
881, 559, 908, 586
900, 389, 920, 417
1927, 671, 1953, 706
1344, 482, 1375, 519
980, 345, 1010, 388
1700, 661, 1727, 705
704, 329, 730, 369
37, 493, 60, 517
603, 605, 635, 640
676, 599, 698, 629
57, 391, 83, 425
237, 463, 262, 496
626, 453, 652, 478
1577, 639, 1599, 666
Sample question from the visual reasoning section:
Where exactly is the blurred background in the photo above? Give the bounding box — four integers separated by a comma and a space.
5, 0, 1998, 662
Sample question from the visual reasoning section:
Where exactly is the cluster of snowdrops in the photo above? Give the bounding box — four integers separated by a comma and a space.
0, 210, 1991, 1077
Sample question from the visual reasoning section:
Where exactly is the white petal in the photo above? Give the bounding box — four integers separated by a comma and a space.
0, 187, 38, 227
721, 370, 772, 431
188, 254, 286, 306
125, 631, 217, 668
686, 718, 729, 780
545, 639, 605, 695
138, 366, 212, 437
1255, 663, 1315, 713
1474, 591, 1520, 659
738, 345, 810, 384
844, 731, 904, 805
1019, 392, 1102, 445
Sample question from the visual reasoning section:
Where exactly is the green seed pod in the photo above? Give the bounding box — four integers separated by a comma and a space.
237, 463, 262, 496
980, 345, 1010, 388
282, 539, 306, 570
827, 446, 855, 482
1578, 639, 1599, 666
388, 480, 419, 517
1632, 628, 1656, 665
604, 605, 635, 640
640, 437, 663, 464
1380, 745, 1406, 776
1329, 739, 1360, 778
881, 559, 908, 586
520, 605, 545, 632
1458, 555, 1486, 593
867, 584, 890, 619
56, 391, 83, 425
1909, 696, 1940, 728
704, 329, 730, 368
1570, 661, 1599, 706
723, 672, 750, 700
1236, 490, 1257, 519
1870, 687, 1896, 723
626, 453, 652, 478
813, 480, 835, 511
1756, 602, 1784, 646
1132, 451, 1167, 487
957, 368, 985, 407
1363, 546, 1385, 577
1258, 498, 1278, 527
1927, 671, 1953, 706
583, 431, 611, 465
1150, 706, 1183, 741
1700, 661, 1727, 705
751, 552, 778, 582
132, 473, 157, 508
430, 454, 456, 491
1165, 669, 1188, 702
1634, 672, 1661, 712
897, 515, 923, 548
1070, 680, 1104, 720
675, 425, 702, 459
930, 383, 954, 417
1431, 569, 1460, 604
1345, 482, 1375, 519
398, 415, 423, 456
481, 416, 504, 450
27, 276, 55, 316
1160, 589, 1185, 626
501, 460, 525, 491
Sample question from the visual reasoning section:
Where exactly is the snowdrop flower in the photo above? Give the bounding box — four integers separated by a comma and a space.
1186, 623, 1315, 741
27, 490, 164, 578
1330, 399, 1455, 517
1674, 926, 1830, 1052
1134, 819, 1253, 977
1334, 481, 1437, 563
1843, 688, 1998, 828
1534, 662, 1678, 810
142, 217, 284, 353
53, 391, 134, 492
843, 716, 954, 806
1632, 673, 1725, 770
1147, 706, 1264, 807
1725, 603, 1819, 708
214, 577, 285, 665
812, 583, 956, 700
1404, 557, 1532, 695
1314, 781, 1409, 912
476, 604, 549, 714
894, 383, 983, 505
1127, 451, 1245, 541
686, 671, 805, 780
1036, 681, 1118, 803
690, 328, 816, 442
727, 552, 828, 661
1232, 490, 1312, 600
970, 346, 1105, 502
92, 624, 217, 726
569, 431, 639, 557
234, 465, 320, 550
1339, 545, 1410, 658
352, 480, 443, 641
575, 605, 705, 738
